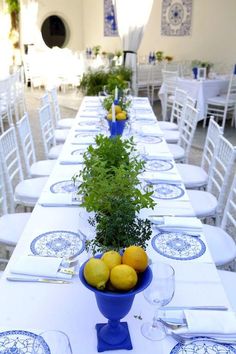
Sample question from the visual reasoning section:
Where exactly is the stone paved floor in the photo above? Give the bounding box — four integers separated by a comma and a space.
1, 88, 236, 271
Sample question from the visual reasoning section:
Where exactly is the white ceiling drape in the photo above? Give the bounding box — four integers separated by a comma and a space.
114, 0, 153, 93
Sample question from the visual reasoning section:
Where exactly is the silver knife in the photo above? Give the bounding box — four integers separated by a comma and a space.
6, 276, 72, 284
161, 306, 228, 311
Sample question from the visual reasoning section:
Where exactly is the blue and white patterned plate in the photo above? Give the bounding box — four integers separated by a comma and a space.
170, 337, 236, 353
78, 121, 99, 126
30, 230, 85, 258
139, 136, 163, 144
74, 133, 94, 138
152, 231, 206, 260
153, 183, 185, 200
50, 180, 79, 194
0, 330, 50, 353
71, 148, 85, 156
146, 160, 174, 172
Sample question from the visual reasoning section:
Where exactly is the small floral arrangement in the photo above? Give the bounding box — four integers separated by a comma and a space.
102, 94, 131, 113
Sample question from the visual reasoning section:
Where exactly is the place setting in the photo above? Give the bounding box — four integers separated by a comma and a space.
0, 329, 73, 353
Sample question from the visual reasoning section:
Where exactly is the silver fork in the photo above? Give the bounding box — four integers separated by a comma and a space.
158, 318, 187, 330
171, 332, 236, 345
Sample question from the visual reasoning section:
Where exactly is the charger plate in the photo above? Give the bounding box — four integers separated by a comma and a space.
153, 183, 185, 200
0, 330, 50, 353
30, 230, 85, 258
170, 337, 236, 353
151, 231, 206, 260
145, 160, 174, 172
138, 136, 163, 144
50, 180, 79, 194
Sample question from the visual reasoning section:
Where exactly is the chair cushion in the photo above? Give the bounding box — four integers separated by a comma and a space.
15, 177, 48, 207
30, 160, 56, 178
167, 144, 185, 161
57, 118, 74, 129
187, 190, 217, 218
207, 95, 235, 106
163, 130, 179, 143
0, 212, 31, 245
176, 164, 208, 189
48, 144, 63, 159
54, 129, 69, 143
158, 121, 178, 131
203, 224, 236, 266
218, 270, 236, 311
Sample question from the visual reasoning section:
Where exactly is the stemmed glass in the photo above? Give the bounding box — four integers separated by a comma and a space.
141, 262, 175, 341
32, 330, 72, 354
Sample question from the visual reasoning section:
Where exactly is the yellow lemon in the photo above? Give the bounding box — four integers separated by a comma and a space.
101, 250, 122, 270
122, 246, 148, 273
110, 264, 138, 291
114, 105, 122, 114
116, 112, 127, 121
107, 113, 112, 120
83, 258, 110, 290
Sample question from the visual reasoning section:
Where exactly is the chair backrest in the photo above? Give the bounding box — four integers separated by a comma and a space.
207, 135, 236, 224
178, 104, 199, 163
150, 64, 163, 85
49, 87, 61, 126
0, 126, 24, 212
137, 65, 151, 85
0, 77, 13, 132
201, 117, 223, 173
162, 70, 179, 95
40, 92, 50, 107
0, 165, 7, 215
186, 95, 196, 107
38, 104, 56, 159
16, 112, 37, 178
169, 88, 188, 126
226, 73, 236, 99
221, 174, 236, 231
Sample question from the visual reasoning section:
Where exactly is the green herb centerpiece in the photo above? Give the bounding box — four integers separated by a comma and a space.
75, 135, 155, 254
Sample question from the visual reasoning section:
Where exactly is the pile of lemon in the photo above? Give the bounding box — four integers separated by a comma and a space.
107, 105, 127, 121
83, 246, 148, 292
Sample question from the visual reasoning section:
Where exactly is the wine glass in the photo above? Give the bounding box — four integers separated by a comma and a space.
141, 262, 175, 341
32, 330, 72, 354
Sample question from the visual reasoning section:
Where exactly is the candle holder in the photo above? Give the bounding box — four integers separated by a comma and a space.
79, 262, 152, 352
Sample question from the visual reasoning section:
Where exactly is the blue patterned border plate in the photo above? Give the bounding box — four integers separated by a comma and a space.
71, 149, 85, 156
152, 231, 206, 260
139, 136, 163, 144
30, 230, 85, 258
153, 183, 185, 200
0, 330, 50, 353
50, 180, 79, 194
170, 337, 236, 353
146, 160, 174, 172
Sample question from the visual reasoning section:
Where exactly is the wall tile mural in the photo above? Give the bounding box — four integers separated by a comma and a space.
104, 0, 118, 37
161, 0, 192, 36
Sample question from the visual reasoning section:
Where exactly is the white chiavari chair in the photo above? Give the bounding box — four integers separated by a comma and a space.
176, 118, 223, 189
167, 104, 199, 163
161, 69, 179, 121
38, 104, 64, 159
149, 64, 163, 106
135, 65, 151, 98
49, 87, 75, 129
40, 93, 69, 144
0, 165, 31, 261
0, 127, 47, 211
0, 77, 12, 133
202, 174, 236, 266
204, 73, 236, 129
17, 112, 56, 178
187, 135, 236, 225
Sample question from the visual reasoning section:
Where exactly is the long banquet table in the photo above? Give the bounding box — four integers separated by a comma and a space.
0, 96, 232, 353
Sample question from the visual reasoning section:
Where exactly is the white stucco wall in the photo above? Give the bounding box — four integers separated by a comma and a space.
25, 0, 236, 65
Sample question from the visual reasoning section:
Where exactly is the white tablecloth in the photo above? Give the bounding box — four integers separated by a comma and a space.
159, 76, 229, 120
0, 96, 231, 354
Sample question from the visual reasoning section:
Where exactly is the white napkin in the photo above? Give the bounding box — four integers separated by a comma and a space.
75, 125, 100, 133
139, 125, 164, 137
140, 171, 182, 184
135, 114, 156, 122
59, 155, 84, 165
79, 111, 98, 118
71, 136, 96, 145
175, 310, 236, 337
38, 191, 82, 207
10, 256, 72, 279
144, 144, 173, 160
150, 216, 203, 232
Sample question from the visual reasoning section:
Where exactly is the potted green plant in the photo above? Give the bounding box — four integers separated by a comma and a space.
156, 51, 164, 62
74, 135, 155, 254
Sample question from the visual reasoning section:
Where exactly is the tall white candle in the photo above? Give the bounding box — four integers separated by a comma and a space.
112, 103, 116, 122
114, 86, 118, 102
